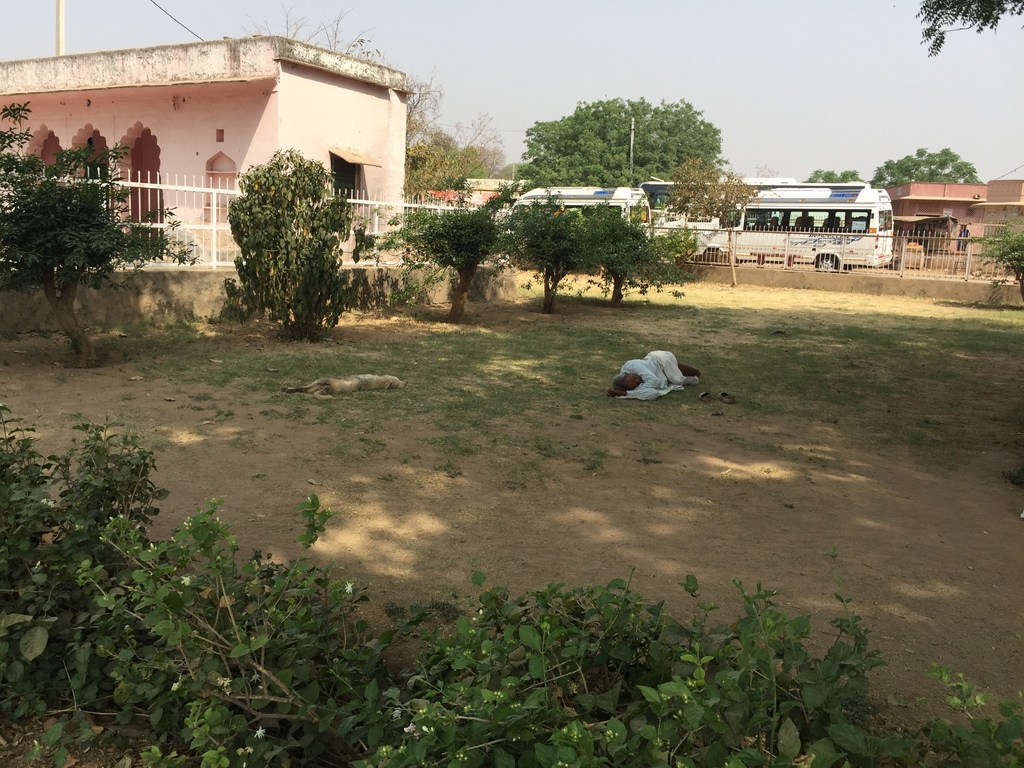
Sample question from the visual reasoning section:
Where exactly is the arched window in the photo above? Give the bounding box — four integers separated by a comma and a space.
119, 123, 163, 223
28, 127, 62, 166
71, 125, 110, 179
205, 152, 237, 223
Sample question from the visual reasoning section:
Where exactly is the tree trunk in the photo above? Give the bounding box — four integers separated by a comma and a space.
610, 274, 625, 307
41, 274, 95, 367
1018, 272, 1024, 303
448, 264, 477, 323
542, 269, 561, 314
729, 229, 738, 287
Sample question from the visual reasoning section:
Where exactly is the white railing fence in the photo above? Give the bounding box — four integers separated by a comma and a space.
117, 174, 1016, 286
117, 173, 240, 269
115, 174, 463, 269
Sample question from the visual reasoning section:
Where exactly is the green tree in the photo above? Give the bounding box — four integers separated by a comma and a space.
668, 157, 755, 226
382, 182, 519, 322
0, 103, 193, 367
502, 198, 596, 314
521, 98, 723, 188
870, 148, 981, 188
918, 0, 1024, 54
404, 129, 492, 198
404, 79, 504, 196
586, 205, 687, 307
806, 169, 862, 183
226, 149, 359, 341
979, 217, 1024, 300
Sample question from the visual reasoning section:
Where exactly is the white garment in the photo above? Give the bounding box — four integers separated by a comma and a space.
618, 350, 699, 400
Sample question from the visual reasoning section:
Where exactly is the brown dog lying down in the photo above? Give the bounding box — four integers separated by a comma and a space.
282, 375, 406, 398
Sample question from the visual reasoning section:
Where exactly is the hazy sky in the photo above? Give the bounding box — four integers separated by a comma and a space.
2, 1, 1021, 182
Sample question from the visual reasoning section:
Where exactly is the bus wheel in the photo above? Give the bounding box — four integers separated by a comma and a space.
816, 254, 840, 272
705, 248, 726, 265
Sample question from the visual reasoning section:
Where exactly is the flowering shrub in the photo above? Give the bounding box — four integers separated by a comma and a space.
81, 497, 392, 767
356, 574, 907, 768
0, 404, 164, 722
3, 405, 1021, 767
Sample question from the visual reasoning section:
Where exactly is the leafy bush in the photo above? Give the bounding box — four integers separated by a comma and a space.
226, 150, 361, 341
356, 573, 913, 767
585, 205, 689, 306
4, 406, 1023, 767
379, 182, 518, 322
651, 227, 701, 266
85, 497, 392, 767
0, 104, 194, 365
924, 665, 1024, 766
979, 216, 1024, 301
0, 403, 165, 764
1, 404, 391, 766
502, 199, 598, 314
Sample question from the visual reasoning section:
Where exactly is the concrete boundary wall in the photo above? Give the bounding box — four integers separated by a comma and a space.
0, 266, 517, 333
2, 266, 1019, 334
685, 265, 1022, 306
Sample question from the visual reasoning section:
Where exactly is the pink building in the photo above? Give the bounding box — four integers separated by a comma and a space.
973, 179, 1024, 230
0, 36, 407, 205
887, 182, 988, 240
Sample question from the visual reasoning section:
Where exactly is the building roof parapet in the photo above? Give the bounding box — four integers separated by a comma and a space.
0, 36, 406, 97
983, 180, 1024, 204
890, 195, 985, 202
888, 182, 989, 200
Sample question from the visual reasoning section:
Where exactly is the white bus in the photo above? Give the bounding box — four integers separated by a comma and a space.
641, 180, 895, 271
514, 187, 651, 222
641, 177, 798, 214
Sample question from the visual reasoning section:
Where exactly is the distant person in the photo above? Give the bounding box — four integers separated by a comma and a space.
606, 351, 701, 400
958, 224, 970, 252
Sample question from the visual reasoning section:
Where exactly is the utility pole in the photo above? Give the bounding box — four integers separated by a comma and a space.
56, 0, 65, 56
629, 117, 635, 185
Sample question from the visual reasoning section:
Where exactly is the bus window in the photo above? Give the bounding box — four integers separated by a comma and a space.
826, 212, 849, 231
878, 210, 893, 232
745, 213, 768, 230
646, 190, 669, 209
851, 215, 868, 232
793, 212, 815, 230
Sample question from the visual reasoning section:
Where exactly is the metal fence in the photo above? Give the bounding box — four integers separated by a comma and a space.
656, 224, 1015, 283
117, 174, 1016, 286
117, 173, 239, 269
115, 174, 462, 269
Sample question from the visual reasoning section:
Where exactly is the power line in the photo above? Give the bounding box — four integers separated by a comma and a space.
147, 0, 204, 42
992, 162, 1024, 181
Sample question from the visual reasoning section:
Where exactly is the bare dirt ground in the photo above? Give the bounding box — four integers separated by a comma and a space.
2, 283, 1023, 763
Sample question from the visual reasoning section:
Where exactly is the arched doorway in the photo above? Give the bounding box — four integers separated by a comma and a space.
71, 125, 110, 179
28, 127, 62, 166
120, 123, 163, 223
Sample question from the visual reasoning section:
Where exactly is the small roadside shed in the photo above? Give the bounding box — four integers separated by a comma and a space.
0, 35, 407, 203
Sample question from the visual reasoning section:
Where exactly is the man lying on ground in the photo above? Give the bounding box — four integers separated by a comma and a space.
606, 350, 701, 400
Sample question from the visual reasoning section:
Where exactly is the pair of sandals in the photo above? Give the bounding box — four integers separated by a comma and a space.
700, 391, 737, 405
